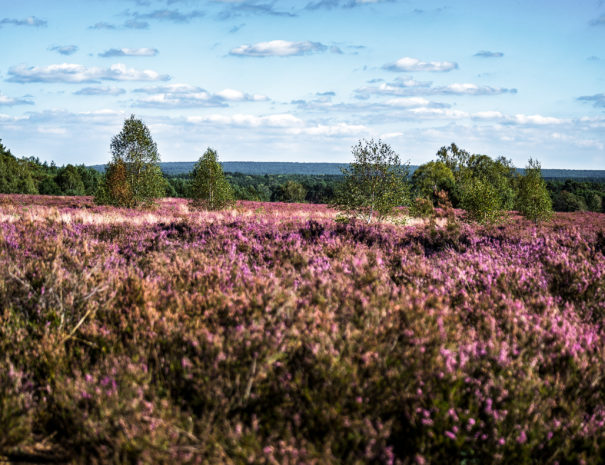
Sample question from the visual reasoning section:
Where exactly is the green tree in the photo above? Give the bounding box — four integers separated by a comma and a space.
436, 142, 471, 177
411, 161, 455, 204
586, 192, 602, 212
95, 115, 164, 207
460, 176, 505, 224
553, 191, 587, 212
190, 148, 234, 210
436, 143, 516, 210
76, 165, 102, 195
516, 158, 553, 223
332, 139, 410, 223
0, 140, 38, 194
95, 159, 134, 207
56, 164, 85, 196
280, 180, 307, 203
435, 142, 517, 223
467, 154, 516, 211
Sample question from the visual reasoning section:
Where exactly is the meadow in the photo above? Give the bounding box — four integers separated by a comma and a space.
0, 194, 604, 464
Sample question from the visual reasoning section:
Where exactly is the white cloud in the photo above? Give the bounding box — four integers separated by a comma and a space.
288, 122, 368, 136
185, 112, 366, 136
7, 63, 170, 83
380, 132, 405, 138
383, 57, 458, 72
513, 114, 565, 125
99, 48, 159, 57
471, 111, 567, 126
409, 107, 469, 118
73, 86, 126, 96
132, 84, 268, 108
442, 83, 516, 95
385, 97, 430, 107
356, 78, 516, 98
230, 40, 328, 57
472, 111, 504, 119
216, 88, 268, 101
187, 113, 303, 128
0, 93, 34, 106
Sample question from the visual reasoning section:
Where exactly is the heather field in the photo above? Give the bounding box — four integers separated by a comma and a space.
1, 194, 605, 464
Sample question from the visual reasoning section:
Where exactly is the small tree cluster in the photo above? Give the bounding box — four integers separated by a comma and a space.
95, 115, 165, 207
410, 143, 556, 225
333, 139, 410, 223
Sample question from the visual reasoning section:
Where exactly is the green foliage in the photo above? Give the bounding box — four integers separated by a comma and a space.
96, 115, 165, 207
436, 143, 517, 224
0, 140, 38, 194
460, 176, 506, 224
190, 148, 234, 210
95, 159, 134, 207
332, 139, 410, 223
467, 154, 517, 211
409, 197, 435, 218
412, 161, 455, 204
554, 191, 588, 212
516, 159, 553, 223
277, 180, 307, 203
586, 192, 602, 212
56, 165, 86, 196
547, 179, 604, 213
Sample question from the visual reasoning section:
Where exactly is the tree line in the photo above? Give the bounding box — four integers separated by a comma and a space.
1, 140, 101, 196
2, 115, 604, 219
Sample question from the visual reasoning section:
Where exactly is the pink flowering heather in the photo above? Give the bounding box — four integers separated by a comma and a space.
0, 194, 604, 464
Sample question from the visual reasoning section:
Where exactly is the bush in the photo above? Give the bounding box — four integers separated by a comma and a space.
409, 197, 435, 218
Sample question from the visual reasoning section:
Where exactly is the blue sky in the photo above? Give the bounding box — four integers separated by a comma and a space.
0, 0, 604, 168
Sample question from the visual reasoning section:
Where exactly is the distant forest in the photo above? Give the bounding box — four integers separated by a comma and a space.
93, 161, 605, 180
2, 140, 604, 212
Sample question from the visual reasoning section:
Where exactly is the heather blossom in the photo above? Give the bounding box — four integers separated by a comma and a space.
0, 194, 603, 463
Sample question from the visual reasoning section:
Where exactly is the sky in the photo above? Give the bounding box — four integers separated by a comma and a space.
0, 0, 604, 168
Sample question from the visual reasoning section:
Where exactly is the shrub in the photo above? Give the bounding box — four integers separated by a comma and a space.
409, 197, 435, 218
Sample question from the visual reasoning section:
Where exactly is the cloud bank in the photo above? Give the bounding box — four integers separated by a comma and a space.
7, 63, 170, 83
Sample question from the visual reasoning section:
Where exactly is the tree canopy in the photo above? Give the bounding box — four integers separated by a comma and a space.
332, 139, 410, 223
516, 159, 553, 223
95, 115, 165, 207
190, 148, 234, 210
